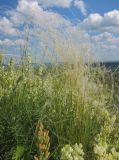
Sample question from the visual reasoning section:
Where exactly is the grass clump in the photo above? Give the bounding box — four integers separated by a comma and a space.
0, 54, 119, 159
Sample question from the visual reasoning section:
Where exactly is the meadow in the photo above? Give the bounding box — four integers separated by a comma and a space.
0, 53, 119, 160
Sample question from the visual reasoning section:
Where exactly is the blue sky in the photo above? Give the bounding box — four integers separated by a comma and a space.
0, 0, 119, 16
0, 0, 119, 62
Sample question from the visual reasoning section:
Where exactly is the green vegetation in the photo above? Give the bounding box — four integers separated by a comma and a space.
0, 54, 119, 160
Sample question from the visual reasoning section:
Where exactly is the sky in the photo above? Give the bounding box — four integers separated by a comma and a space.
0, 0, 119, 62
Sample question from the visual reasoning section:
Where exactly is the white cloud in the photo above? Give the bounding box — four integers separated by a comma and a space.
81, 13, 103, 29
93, 32, 119, 44
80, 10, 119, 33
92, 32, 119, 52
0, 38, 25, 46
91, 32, 119, 61
0, 39, 14, 46
15, 39, 25, 45
0, 17, 18, 35
104, 10, 119, 26
74, 0, 87, 16
10, 0, 71, 29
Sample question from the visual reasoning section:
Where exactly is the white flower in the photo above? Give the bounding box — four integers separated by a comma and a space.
61, 143, 84, 160
94, 144, 106, 156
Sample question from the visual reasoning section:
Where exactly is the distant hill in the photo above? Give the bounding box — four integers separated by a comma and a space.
101, 62, 119, 71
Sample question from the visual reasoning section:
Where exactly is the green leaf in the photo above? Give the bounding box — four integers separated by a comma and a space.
12, 146, 25, 160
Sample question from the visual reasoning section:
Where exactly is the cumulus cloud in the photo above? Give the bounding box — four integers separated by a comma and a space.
74, 0, 87, 16
9, 0, 71, 29
104, 10, 119, 26
92, 32, 119, 52
0, 38, 25, 46
14, 39, 25, 45
81, 10, 119, 33
0, 39, 14, 46
90, 32, 119, 61
93, 32, 119, 44
0, 17, 18, 35
81, 13, 103, 29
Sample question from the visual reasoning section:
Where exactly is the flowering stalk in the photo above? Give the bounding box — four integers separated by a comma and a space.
34, 121, 50, 160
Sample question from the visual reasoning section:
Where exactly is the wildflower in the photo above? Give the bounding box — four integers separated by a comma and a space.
94, 144, 106, 157
61, 143, 84, 160
94, 144, 119, 160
